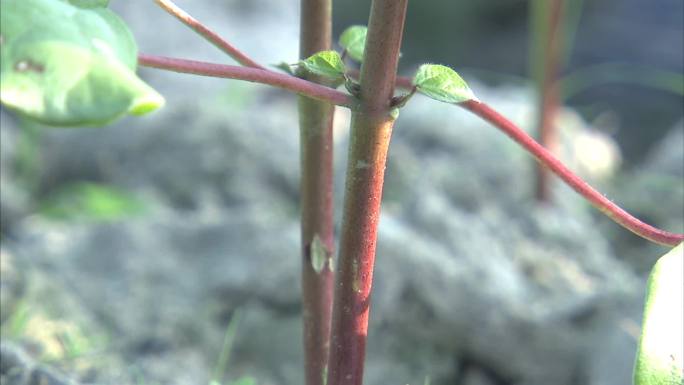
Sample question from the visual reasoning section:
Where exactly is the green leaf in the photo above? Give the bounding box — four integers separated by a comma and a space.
413, 64, 477, 104
339, 25, 367, 62
0, 0, 164, 127
633, 243, 684, 385
299, 50, 346, 80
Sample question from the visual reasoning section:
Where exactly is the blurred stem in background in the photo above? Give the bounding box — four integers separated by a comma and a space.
297, 1, 336, 385
529, 0, 575, 203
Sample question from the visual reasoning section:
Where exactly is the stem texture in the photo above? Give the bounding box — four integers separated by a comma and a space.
298, 1, 335, 384
327, 1, 408, 384
327, 112, 394, 385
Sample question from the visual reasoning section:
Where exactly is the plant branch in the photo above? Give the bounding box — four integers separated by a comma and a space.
154, 0, 266, 70
298, 1, 336, 384
138, 54, 353, 107
327, 0, 408, 384
461, 99, 684, 247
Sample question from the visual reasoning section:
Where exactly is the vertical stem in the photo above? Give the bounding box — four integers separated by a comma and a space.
532, 0, 564, 203
298, 1, 335, 384
327, 1, 408, 384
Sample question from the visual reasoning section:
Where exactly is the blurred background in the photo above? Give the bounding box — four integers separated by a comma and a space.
1, 0, 682, 384
335, 0, 684, 165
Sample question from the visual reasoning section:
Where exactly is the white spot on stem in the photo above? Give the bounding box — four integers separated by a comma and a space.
310, 234, 329, 273
355, 160, 370, 169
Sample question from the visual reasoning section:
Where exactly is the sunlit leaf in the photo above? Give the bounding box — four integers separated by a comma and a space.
299, 50, 346, 80
0, 0, 164, 127
413, 64, 477, 104
633, 243, 684, 385
339, 25, 367, 62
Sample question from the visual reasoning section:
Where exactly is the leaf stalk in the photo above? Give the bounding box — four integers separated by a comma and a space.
138, 54, 353, 107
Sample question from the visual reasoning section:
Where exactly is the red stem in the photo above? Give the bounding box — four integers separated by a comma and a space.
298, 0, 336, 384
154, 0, 266, 70
461, 99, 684, 247
138, 54, 353, 107
346, 69, 414, 91
327, 0, 408, 384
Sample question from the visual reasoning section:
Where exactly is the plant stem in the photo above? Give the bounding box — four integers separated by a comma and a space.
531, 0, 565, 203
326, 1, 408, 384
297, 1, 335, 384
346, 69, 414, 91
461, 99, 684, 247
138, 54, 353, 107
154, 0, 266, 70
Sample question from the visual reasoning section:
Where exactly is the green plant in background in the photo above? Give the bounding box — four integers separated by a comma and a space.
38, 182, 145, 222
1, 300, 108, 364
209, 310, 256, 385
1, 0, 683, 384
1, 300, 31, 338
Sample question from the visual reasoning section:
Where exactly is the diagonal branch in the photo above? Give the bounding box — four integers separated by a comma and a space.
138, 54, 354, 108
154, 0, 266, 70
460, 99, 684, 247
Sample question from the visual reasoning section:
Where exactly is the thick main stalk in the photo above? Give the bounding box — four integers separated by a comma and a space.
326, 1, 408, 384
298, 1, 335, 384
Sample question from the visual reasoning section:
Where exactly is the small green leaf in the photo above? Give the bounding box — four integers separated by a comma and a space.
633, 242, 684, 385
299, 50, 346, 80
0, 0, 164, 127
339, 25, 367, 62
413, 64, 477, 104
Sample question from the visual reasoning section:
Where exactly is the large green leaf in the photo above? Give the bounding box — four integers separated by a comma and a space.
339, 25, 367, 62
0, 0, 164, 126
633, 243, 684, 385
413, 64, 477, 104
